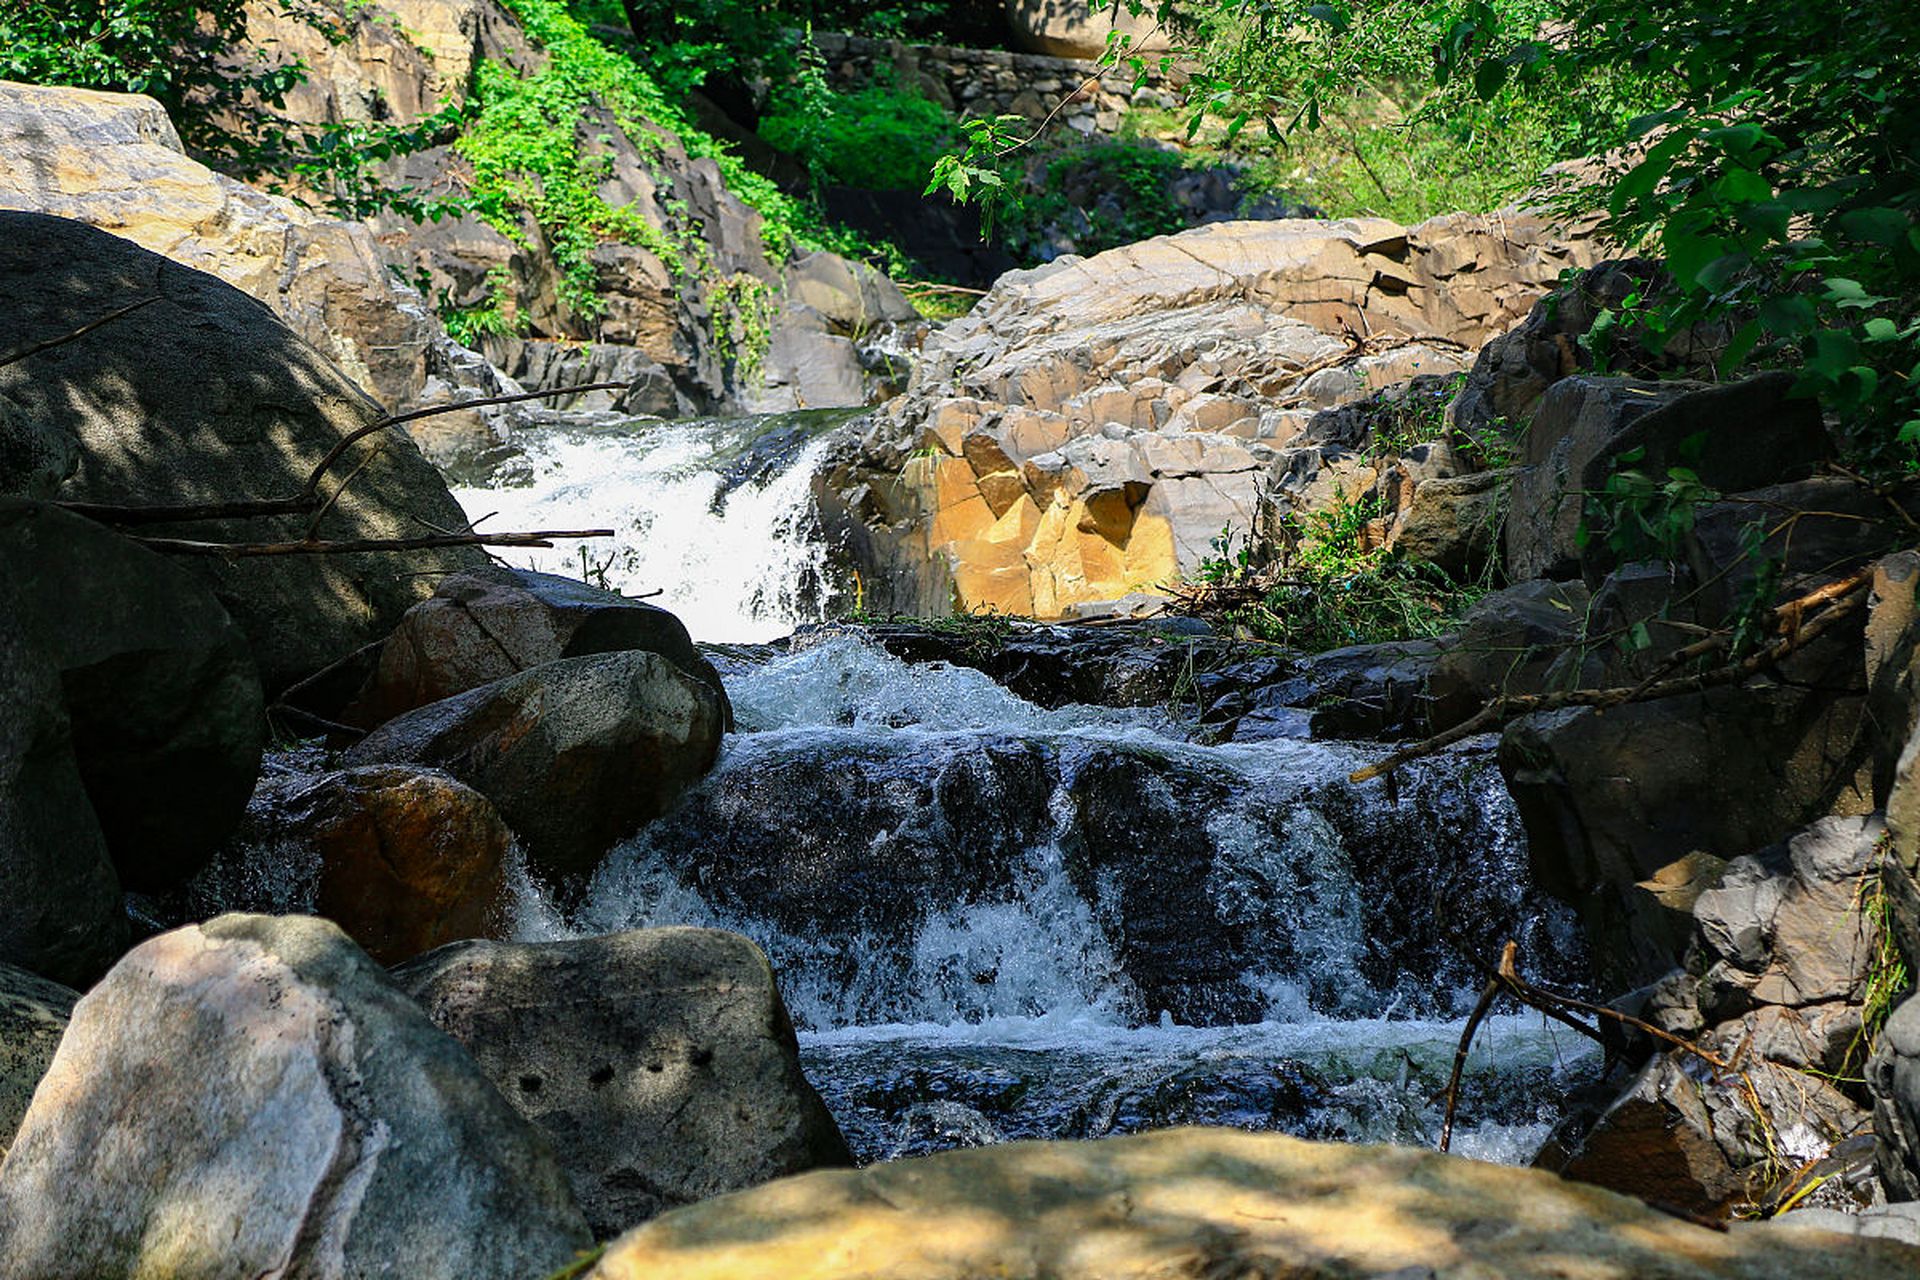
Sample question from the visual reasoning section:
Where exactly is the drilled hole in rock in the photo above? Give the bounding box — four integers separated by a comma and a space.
588, 1064, 615, 1086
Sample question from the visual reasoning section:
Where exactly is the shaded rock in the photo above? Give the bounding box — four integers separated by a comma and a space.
345, 569, 730, 730
1504, 372, 1828, 581
1871, 995, 1920, 1200
0, 963, 77, 1162
347, 652, 725, 881
586, 1126, 1920, 1280
0, 397, 75, 498
783, 251, 919, 330
0, 211, 487, 692
0, 914, 591, 1279
0, 498, 263, 892
1767, 1204, 1920, 1248
1501, 618, 1868, 991
395, 928, 852, 1239
0, 592, 126, 988
1426, 579, 1590, 732
1552, 1054, 1745, 1213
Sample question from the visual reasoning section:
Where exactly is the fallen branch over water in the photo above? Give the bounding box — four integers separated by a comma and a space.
56, 381, 633, 527
133, 529, 614, 557
1350, 568, 1872, 784
1439, 939, 1740, 1155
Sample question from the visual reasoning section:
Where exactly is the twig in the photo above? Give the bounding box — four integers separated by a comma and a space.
1439, 945, 1512, 1153
1350, 579, 1870, 783
132, 528, 614, 557
304, 450, 380, 540
0, 296, 163, 368
298, 381, 632, 499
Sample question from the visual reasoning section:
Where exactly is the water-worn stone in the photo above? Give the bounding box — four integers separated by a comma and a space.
0, 498, 263, 892
0, 211, 487, 693
299, 765, 512, 965
346, 569, 730, 730
347, 652, 725, 881
0, 914, 591, 1279
585, 1126, 1920, 1280
0, 594, 125, 989
395, 928, 851, 1238
0, 963, 77, 1162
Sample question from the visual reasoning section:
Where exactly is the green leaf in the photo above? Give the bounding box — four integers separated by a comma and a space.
1474, 59, 1510, 101
1710, 168, 1772, 203
1864, 317, 1901, 342
1839, 206, 1911, 247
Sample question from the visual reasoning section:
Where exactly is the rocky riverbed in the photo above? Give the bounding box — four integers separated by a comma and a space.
5, 0, 1920, 1273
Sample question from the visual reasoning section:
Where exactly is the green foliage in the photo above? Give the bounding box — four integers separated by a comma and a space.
762, 78, 959, 193
0, 0, 306, 167
1194, 492, 1487, 650
1578, 440, 1721, 562
437, 265, 526, 346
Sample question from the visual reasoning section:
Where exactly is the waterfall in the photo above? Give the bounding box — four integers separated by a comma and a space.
450, 409, 860, 642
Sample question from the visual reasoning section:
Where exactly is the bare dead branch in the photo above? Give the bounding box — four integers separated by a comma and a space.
0, 296, 163, 369
132, 528, 614, 557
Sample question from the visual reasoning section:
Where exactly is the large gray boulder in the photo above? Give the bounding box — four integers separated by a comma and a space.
395, 928, 852, 1238
0, 585, 126, 988
0, 963, 77, 1162
1503, 372, 1828, 581
0, 498, 263, 891
0, 914, 592, 1279
0, 211, 487, 692
347, 652, 726, 881
344, 569, 730, 730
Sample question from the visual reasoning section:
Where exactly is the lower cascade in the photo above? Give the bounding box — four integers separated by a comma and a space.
445, 408, 1593, 1164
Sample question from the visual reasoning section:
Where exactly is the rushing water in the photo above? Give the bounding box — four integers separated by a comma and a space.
459, 410, 1595, 1164
451, 408, 858, 643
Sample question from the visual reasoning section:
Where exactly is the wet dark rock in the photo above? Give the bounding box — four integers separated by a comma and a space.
348, 652, 725, 883
855, 618, 1244, 710
1221, 640, 1441, 742
0, 914, 591, 1279
396, 928, 851, 1238
1427, 580, 1590, 732
0, 498, 264, 894
650, 735, 1056, 947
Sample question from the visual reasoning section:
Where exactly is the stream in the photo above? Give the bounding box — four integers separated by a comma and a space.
447, 409, 1599, 1166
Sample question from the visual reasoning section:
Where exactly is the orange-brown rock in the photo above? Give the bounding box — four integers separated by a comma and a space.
304, 766, 512, 965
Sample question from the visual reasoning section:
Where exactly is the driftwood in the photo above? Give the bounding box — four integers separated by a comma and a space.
1438, 939, 1740, 1154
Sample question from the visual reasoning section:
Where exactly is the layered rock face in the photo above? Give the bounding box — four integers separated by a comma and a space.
587, 1127, 1920, 1280
824, 214, 1593, 617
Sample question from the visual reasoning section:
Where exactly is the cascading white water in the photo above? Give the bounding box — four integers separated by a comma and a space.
509, 632, 1598, 1167
451, 411, 853, 642
416, 404, 1597, 1167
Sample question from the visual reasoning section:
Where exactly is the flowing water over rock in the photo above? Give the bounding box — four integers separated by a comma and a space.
345, 410, 1597, 1166
451, 408, 860, 643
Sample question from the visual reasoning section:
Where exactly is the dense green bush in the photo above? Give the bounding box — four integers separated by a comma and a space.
760, 82, 958, 192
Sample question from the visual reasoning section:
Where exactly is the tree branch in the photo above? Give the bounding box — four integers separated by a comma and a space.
132, 528, 614, 557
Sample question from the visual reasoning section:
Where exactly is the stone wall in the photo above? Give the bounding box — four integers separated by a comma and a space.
809, 31, 1176, 136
